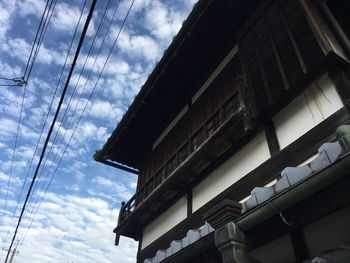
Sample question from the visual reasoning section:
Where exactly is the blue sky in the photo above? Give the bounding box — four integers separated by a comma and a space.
0, 0, 195, 262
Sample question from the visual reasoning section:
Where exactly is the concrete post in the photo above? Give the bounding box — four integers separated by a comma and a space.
214, 222, 261, 263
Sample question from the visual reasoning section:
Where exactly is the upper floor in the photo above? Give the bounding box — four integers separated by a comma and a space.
94, 0, 350, 257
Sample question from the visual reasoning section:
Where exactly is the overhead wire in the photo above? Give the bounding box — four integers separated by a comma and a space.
0, 0, 89, 255
22, 0, 51, 80
24, 0, 58, 83
26, 0, 113, 215
0, 0, 51, 251
14, 0, 135, 253
0, 80, 27, 249
15, 0, 114, 245
0, 84, 23, 87
3, 0, 97, 262
16, 0, 120, 245
0, 77, 25, 87
0, 0, 54, 88
22, 0, 55, 83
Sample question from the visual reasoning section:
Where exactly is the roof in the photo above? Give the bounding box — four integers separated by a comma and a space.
94, 0, 258, 169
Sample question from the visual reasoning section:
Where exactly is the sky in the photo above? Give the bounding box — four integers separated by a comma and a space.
0, 0, 196, 262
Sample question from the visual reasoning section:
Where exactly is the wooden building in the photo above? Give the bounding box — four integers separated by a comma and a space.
95, 0, 350, 262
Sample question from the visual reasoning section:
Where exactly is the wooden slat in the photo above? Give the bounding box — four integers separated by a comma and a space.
277, 0, 308, 74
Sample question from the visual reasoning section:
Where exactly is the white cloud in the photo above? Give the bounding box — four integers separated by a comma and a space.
0, 171, 22, 186
88, 100, 124, 121
51, 3, 82, 32
0, 192, 138, 263
0, 118, 39, 141
1, 37, 66, 66
118, 31, 160, 61
77, 121, 109, 142
0, 1, 16, 41
51, 2, 96, 37
92, 176, 133, 201
143, 1, 184, 42
17, 0, 46, 18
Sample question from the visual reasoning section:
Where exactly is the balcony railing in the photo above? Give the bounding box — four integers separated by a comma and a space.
117, 87, 248, 225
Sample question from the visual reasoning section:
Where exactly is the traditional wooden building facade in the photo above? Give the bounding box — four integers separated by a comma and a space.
95, 0, 350, 262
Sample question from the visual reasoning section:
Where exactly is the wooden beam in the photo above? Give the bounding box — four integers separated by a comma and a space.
290, 229, 309, 262
277, 0, 308, 74
187, 191, 193, 217
263, 14, 291, 91
264, 120, 280, 157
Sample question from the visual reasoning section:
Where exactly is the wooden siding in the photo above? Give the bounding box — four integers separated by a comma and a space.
238, 0, 331, 120
137, 55, 244, 202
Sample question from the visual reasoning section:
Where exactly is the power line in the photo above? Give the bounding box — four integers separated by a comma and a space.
0, 84, 23, 87
22, 0, 54, 82
22, 0, 51, 79
3, 1, 97, 262
24, 0, 57, 82
15, 0, 122, 246
14, 0, 114, 244
0, 75, 28, 251
0, 77, 25, 87
0, 0, 89, 254
29, 0, 113, 203
1, 1, 59, 254
0, 0, 55, 88
14, 0, 134, 252
1, 1, 56, 243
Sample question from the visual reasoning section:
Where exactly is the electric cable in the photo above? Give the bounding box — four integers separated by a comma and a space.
24, 0, 57, 82
27, 0, 113, 213
3, 1, 97, 262
0, 0, 88, 255
14, 0, 134, 253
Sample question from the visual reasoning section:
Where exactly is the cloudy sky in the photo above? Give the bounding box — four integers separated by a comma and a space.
0, 0, 195, 262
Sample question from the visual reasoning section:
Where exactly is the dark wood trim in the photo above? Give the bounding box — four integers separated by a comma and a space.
328, 59, 350, 111
138, 108, 349, 262
239, 46, 258, 118
252, 29, 274, 105
264, 120, 280, 157
298, 0, 332, 55
319, 0, 350, 58
96, 159, 139, 174
187, 190, 193, 217
137, 237, 142, 262
290, 229, 309, 263
277, 0, 308, 74
263, 14, 290, 91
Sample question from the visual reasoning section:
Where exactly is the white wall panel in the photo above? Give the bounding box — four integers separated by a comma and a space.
192, 132, 271, 212
273, 73, 343, 149
141, 197, 187, 249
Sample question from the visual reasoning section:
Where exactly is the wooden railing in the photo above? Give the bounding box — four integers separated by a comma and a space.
118, 88, 246, 224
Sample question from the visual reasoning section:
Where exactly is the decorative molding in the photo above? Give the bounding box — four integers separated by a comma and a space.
203, 199, 241, 230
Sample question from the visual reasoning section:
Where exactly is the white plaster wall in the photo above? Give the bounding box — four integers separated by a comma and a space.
273, 73, 343, 149
141, 197, 187, 249
192, 132, 271, 212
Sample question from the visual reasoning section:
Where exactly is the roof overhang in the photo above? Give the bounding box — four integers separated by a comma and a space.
94, 0, 259, 169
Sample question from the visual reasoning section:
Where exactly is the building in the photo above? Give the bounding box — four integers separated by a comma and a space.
94, 0, 350, 262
